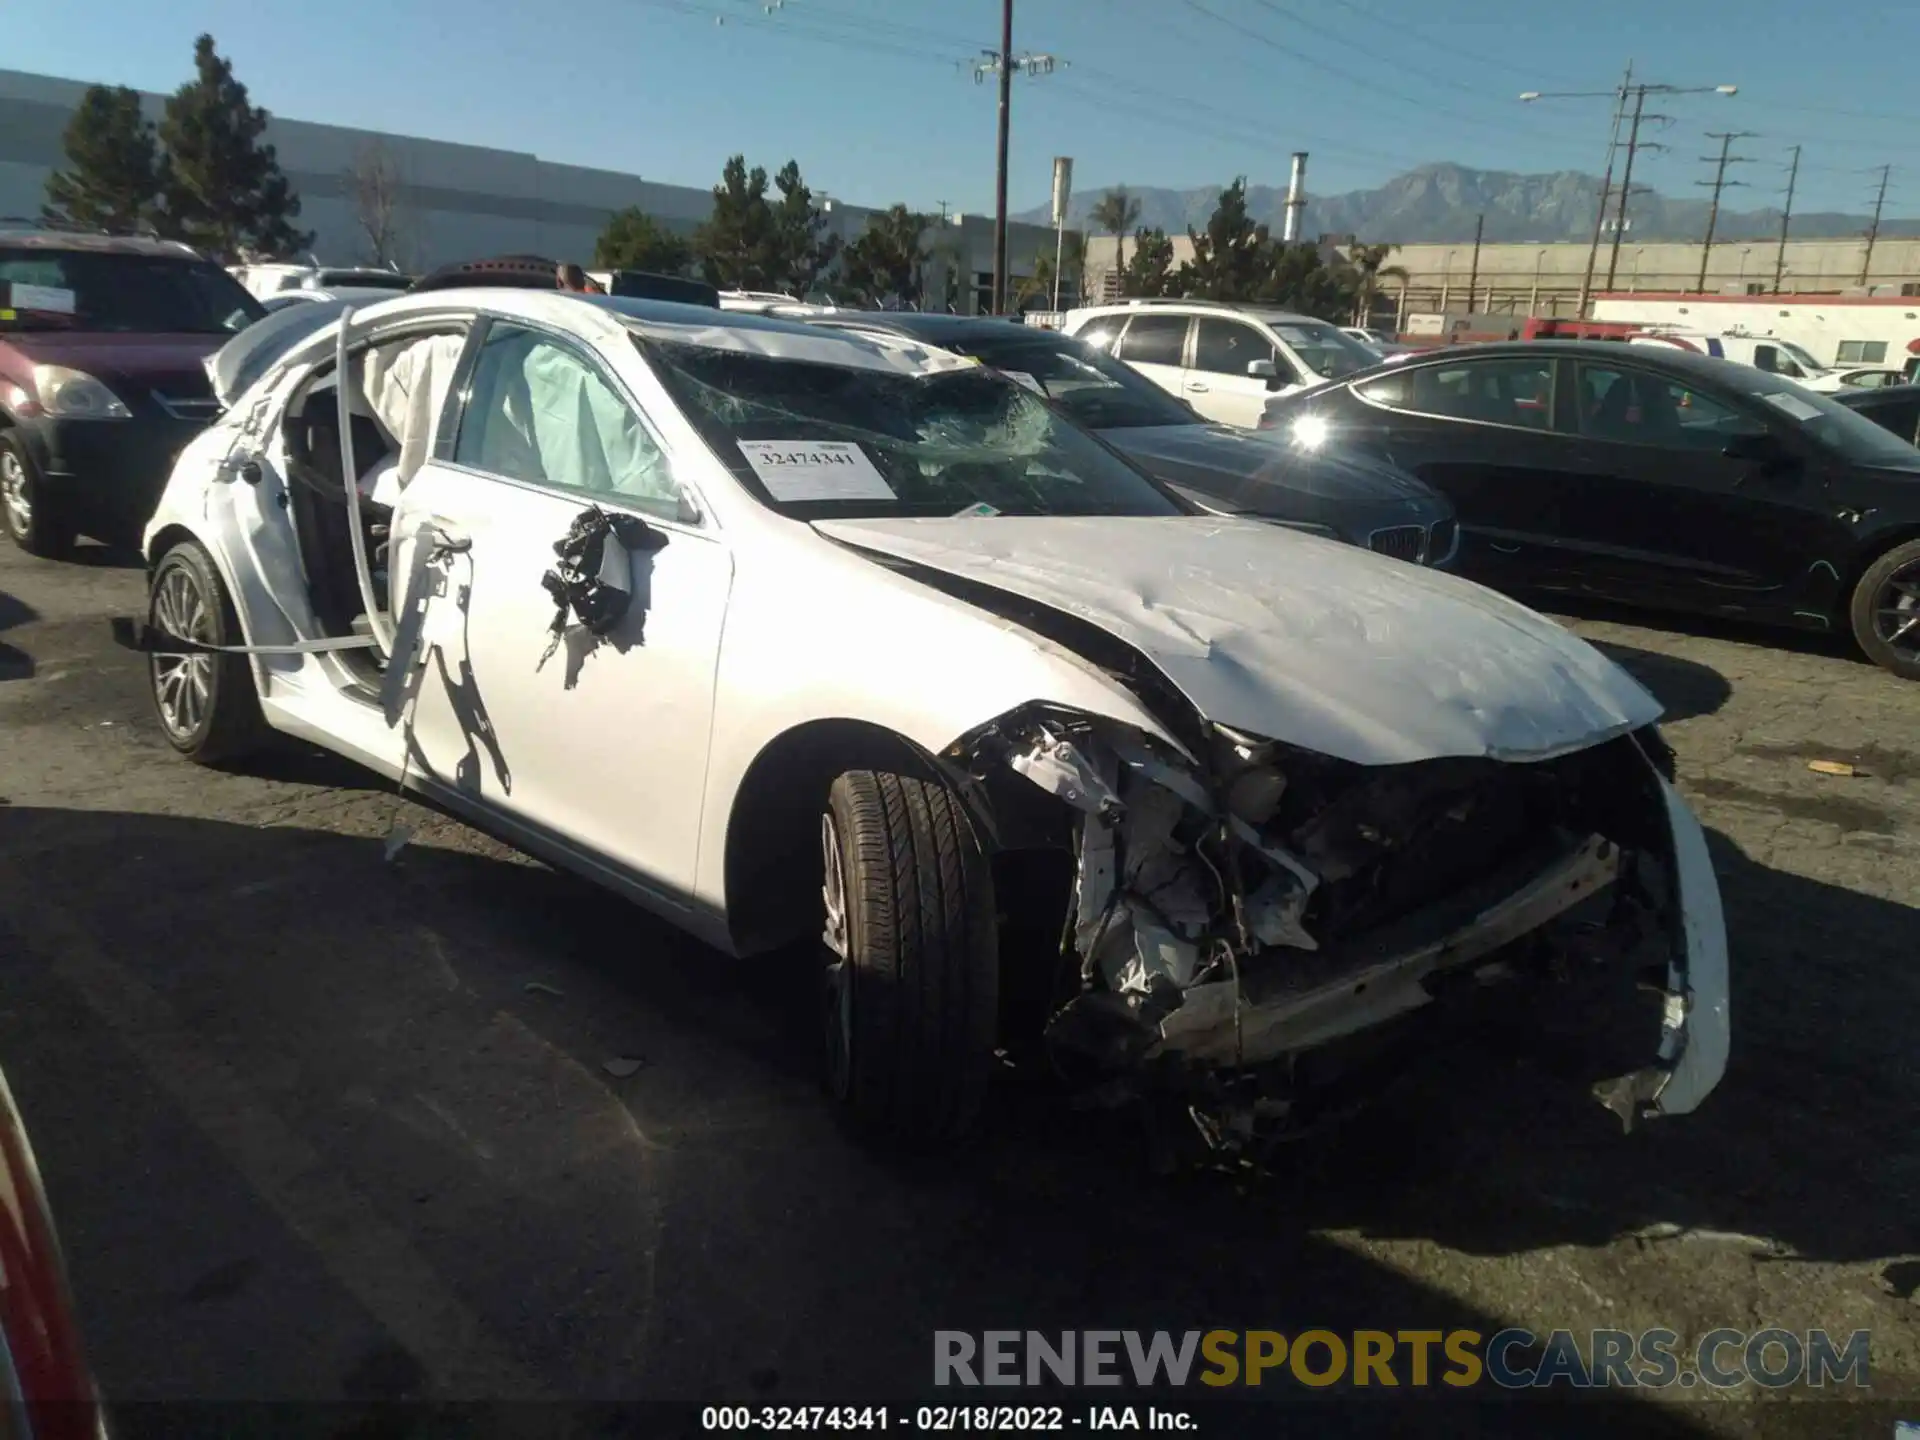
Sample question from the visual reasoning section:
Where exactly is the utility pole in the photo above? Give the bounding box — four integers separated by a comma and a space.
970, 6, 1058, 316
1695, 131, 1755, 292
1605, 87, 1663, 292
1772, 145, 1800, 294
1577, 61, 1633, 319
1465, 213, 1484, 314
1521, 75, 1737, 296
991, 0, 1012, 314
1861, 164, 1892, 287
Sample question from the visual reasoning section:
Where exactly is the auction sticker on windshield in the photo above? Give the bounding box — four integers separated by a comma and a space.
8, 283, 76, 315
1761, 392, 1823, 422
737, 440, 896, 501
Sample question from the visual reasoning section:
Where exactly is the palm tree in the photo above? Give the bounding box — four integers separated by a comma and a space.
1089, 187, 1142, 297
1347, 242, 1409, 329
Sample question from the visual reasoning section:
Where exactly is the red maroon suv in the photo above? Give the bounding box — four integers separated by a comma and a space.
1, 229, 264, 558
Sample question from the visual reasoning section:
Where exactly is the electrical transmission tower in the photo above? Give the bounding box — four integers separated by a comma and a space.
1695, 131, 1756, 292
1861, 164, 1893, 286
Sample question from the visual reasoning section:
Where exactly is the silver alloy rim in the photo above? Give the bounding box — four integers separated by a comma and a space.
151, 564, 215, 739
821, 811, 853, 1097
1874, 559, 1920, 657
0, 449, 28, 534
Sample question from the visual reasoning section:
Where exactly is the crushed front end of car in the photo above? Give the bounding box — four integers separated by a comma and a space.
944, 706, 1728, 1159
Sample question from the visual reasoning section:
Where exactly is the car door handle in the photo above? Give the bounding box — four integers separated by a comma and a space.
1185, 382, 1210, 393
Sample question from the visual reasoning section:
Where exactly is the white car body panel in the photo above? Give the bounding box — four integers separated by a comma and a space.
139, 287, 1728, 1130
812, 514, 1662, 766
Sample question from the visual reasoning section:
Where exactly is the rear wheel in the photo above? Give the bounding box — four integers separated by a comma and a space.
821, 769, 998, 1147
1849, 538, 1920, 680
1, 432, 74, 558
148, 541, 269, 763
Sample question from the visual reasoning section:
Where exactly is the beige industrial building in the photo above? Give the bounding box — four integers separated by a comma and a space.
1, 66, 1069, 312
1082, 232, 1920, 325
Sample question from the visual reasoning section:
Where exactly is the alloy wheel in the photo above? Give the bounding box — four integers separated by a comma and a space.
151, 563, 216, 741
820, 810, 853, 1099
0, 448, 29, 536
1873, 558, 1920, 658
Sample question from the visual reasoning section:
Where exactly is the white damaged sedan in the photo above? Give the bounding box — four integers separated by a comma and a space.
129, 279, 1729, 1151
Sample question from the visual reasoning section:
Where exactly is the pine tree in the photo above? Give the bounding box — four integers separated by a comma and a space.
692, 156, 777, 290
1121, 227, 1176, 298
1179, 179, 1272, 301
839, 205, 930, 306
158, 34, 311, 260
768, 160, 839, 297
42, 85, 165, 233
595, 208, 692, 275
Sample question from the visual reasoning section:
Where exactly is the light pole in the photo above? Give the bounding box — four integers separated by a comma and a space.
1522, 76, 1737, 299
1440, 248, 1456, 312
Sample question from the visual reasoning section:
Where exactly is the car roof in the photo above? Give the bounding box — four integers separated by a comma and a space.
1381, 339, 1753, 380
1072, 301, 1322, 325
812, 312, 1061, 348
0, 228, 204, 259
241, 287, 973, 382
1834, 383, 1920, 407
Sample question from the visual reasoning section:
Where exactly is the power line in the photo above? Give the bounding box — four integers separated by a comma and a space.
1176, 0, 1598, 146
1695, 130, 1757, 292
1319, 0, 1588, 86
1242, 0, 1598, 137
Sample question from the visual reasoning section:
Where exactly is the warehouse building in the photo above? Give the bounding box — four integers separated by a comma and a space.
0, 66, 1071, 312
1081, 231, 1920, 325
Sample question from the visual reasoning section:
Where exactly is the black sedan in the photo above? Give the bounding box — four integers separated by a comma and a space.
803, 312, 1459, 566
1835, 382, 1920, 448
1260, 340, 1920, 679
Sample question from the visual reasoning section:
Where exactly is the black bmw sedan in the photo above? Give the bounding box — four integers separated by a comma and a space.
803, 312, 1460, 568
1259, 340, 1920, 679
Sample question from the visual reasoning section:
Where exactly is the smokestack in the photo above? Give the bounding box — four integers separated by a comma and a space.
1282, 151, 1308, 243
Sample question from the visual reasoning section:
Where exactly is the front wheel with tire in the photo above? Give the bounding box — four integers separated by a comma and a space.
1, 432, 74, 558
148, 540, 269, 764
1849, 538, 1920, 680
821, 769, 998, 1148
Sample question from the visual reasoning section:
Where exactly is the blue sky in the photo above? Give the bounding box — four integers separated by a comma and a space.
13, 0, 1920, 221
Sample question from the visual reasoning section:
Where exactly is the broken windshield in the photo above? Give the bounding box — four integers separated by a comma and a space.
645, 339, 1191, 518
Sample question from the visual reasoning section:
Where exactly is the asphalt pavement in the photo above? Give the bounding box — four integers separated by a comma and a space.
1, 538, 1915, 1438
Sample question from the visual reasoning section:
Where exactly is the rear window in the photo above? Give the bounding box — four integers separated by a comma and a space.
0, 247, 263, 334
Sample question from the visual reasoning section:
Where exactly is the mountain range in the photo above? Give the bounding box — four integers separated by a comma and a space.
1019, 163, 1920, 245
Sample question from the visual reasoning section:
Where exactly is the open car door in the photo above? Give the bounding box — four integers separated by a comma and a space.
371, 316, 733, 908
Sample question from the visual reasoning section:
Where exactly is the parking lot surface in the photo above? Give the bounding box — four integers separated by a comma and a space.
2, 540, 1915, 1435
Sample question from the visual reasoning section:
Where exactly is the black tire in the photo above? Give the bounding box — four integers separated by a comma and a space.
148, 540, 270, 764
1848, 538, 1920, 681
821, 769, 998, 1147
0, 431, 74, 558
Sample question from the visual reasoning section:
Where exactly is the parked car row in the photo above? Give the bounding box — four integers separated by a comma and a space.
1250, 341, 1920, 680
99, 263, 1730, 1162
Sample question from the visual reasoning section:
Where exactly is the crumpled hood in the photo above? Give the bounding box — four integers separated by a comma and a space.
814, 515, 1662, 766
1109, 424, 1438, 506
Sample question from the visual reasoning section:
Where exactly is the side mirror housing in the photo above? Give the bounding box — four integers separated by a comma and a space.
1247, 358, 1279, 380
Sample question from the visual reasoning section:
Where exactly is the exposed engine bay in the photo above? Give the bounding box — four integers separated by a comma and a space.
946, 705, 1707, 1158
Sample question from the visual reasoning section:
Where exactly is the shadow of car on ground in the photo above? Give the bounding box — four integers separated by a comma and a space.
0, 804, 1906, 1431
